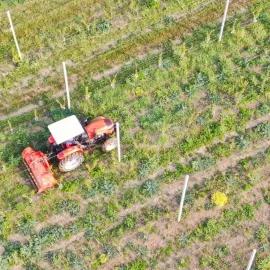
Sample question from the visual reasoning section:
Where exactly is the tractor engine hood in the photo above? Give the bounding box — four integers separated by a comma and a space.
85, 118, 115, 139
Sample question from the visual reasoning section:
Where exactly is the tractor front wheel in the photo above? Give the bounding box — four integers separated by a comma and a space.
102, 137, 118, 152
58, 152, 84, 172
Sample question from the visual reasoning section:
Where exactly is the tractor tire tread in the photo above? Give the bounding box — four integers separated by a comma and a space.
58, 152, 84, 172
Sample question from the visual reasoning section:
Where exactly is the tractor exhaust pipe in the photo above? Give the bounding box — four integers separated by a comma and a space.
84, 117, 89, 126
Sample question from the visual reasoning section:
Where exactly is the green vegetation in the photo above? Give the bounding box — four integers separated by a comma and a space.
0, 0, 269, 269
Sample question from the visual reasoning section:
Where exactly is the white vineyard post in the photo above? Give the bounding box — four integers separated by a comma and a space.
246, 249, 257, 270
7, 11, 22, 60
116, 122, 121, 162
178, 175, 189, 222
62, 62, 71, 110
218, 0, 230, 42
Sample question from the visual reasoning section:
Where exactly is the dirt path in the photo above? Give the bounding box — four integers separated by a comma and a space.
125, 142, 270, 228
159, 185, 270, 269
34, 213, 77, 233
110, 137, 269, 228
28, 112, 270, 225
36, 141, 269, 268
2, 104, 268, 246
104, 167, 270, 269
74, 112, 270, 213
158, 204, 269, 269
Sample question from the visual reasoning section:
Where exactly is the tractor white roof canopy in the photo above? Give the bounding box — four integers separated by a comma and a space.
48, 115, 85, 144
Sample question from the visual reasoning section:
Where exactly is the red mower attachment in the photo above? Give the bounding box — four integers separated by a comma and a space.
22, 147, 58, 193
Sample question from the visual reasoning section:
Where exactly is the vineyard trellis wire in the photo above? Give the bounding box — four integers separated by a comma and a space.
0, 0, 212, 33
0, 0, 223, 101
0, 2, 267, 191
0, 13, 263, 135
0, 30, 266, 165
1, 115, 269, 194
0, 107, 268, 268
0, 1, 260, 97
0, 0, 84, 18
1, 0, 126, 42
1, 101, 269, 194
0, 132, 268, 262
1, 0, 220, 64
0, 0, 260, 110
0, 2, 269, 269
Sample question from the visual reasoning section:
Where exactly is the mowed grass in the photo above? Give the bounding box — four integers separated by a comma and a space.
0, 1, 269, 269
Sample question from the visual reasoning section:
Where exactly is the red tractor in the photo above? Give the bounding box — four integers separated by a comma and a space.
22, 115, 118, 193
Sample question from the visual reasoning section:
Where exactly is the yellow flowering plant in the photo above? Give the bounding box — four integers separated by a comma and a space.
211, 192, 228, 206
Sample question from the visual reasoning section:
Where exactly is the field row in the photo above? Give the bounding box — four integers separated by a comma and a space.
1, 0, 267, 115
1, 140, 269, 269
0, 4, 269, 122
0, 2, 269, 268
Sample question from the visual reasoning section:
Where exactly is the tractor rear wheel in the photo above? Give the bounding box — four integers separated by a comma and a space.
102, 137, 117, 152
58, 152, 84, 172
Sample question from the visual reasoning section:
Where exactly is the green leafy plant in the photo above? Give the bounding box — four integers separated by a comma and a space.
92, 253, 108, 268
255, 224, 269, 244
103, 245, 118, 258
235, 134, 250, 150
197, 109, 213, 126
105, 201, 120, 220
119, 258, 148, 270
208, 143, 232, 158
256, 103, 270, 116
95, 19, 112, 33
110, 215, 137, 237
120, 188, 141, 208
176, 257, 190, 268
141, 0, 160, 8
199, 247, 230, 270
263, 188, 270, 204
16, 215, 36, 236
256, 256, 270, 270
3, 241, 22, 257
47, 250, 86, 269
255, 122, 270, 138
177, 232, 191, 248
164, 16, 176, 25
142, 206, 168, 224
50, 108, 74, 121
140, 180, 159, 197
55, 199, 81, 217
238, 107, 251, 126
190, 156, 216, 172
155, 242, 174, 260
242, 204, 255, 219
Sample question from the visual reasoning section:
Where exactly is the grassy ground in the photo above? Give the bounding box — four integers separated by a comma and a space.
0, 0, 266, 115
0, 0, 269, 269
